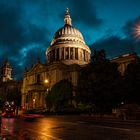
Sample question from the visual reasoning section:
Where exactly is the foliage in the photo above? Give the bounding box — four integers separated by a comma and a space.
124, 61, 140, 104
76, 50, 123, 113
7, 88, 21, 107
77, 102, 96, 113
91, 49, 106, 64
46, 79, 73, 112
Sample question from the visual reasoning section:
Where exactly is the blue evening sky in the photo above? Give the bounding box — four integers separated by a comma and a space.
0, 0, 140, 79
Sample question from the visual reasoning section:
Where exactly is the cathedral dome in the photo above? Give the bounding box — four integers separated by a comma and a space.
46, 8, 91, 65
51, 25, 85, 46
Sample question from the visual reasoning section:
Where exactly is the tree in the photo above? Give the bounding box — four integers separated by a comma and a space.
46, 79, 73, 112
94, 61, 123, 112
76, 50, 123, 113
91, 49, 106, 64
124, 61, 140, 104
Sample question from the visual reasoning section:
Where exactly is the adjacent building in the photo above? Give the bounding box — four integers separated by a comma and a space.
111, 53, 139, 75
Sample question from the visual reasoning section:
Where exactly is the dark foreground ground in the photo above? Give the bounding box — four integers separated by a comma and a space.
0, 115, 140, 140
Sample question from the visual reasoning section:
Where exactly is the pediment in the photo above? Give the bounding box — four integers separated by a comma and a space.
29, 63, 46, 74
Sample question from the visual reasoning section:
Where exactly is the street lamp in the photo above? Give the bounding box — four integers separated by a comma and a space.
44, 79, 50, 109
44, 79, 49, 84
33, 98, 36, 108
44, 79, 49, 91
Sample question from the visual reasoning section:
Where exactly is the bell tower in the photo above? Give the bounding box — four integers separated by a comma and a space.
0, 59, 12, 82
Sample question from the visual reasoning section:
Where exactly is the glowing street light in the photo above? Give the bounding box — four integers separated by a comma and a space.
44, 79, 50, 94
44, 79, 49, 84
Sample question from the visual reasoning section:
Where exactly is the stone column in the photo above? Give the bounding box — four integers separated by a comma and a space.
68, 47, 70, 59
88, 53, 90, 62
55, 49, 57, 61
78, 48, 80, 60
73, 47, 75, 60
85, 51, 87, 62
64, 47, 66, 60
59, 48, 61, 60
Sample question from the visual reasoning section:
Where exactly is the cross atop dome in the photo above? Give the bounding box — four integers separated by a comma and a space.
66, 7, 69, 15
64, 7, 72, 26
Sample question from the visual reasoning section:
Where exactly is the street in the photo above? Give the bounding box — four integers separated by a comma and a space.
0, 115, 140, 140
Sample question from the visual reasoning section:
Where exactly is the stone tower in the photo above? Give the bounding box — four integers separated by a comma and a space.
0, 59, 12, 82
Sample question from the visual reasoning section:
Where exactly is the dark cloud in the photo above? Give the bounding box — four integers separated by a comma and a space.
59, 0, 103, 28
0, 0, 103, 79
22, 45, 46, 67
70, 0, 103, 27
0, 1, 23, 47
91, 36, 136, 58
0, 1, 50, 79
91, 16, 140, 58
1, 0, 140, 80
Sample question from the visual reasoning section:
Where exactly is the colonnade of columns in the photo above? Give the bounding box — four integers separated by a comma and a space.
47, 47, 90, 63
25, 92, 46, 110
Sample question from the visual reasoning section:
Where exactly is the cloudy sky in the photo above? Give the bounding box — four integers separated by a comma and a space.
0, 0, 140, 79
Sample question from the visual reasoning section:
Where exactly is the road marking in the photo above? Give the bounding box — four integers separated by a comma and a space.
93, 125, 131, 131
77, 121, 131, 131
26, 128, 62, 140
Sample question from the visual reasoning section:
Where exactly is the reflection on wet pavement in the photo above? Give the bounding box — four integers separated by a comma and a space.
0, 116, 140, 140
0, 117, 61, 140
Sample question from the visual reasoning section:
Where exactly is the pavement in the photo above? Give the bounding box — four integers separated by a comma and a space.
0, 115, 140, 140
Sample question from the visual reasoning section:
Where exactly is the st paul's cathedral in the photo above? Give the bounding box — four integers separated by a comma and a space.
21, 9, 91, 110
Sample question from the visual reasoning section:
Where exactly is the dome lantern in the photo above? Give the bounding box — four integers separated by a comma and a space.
64, 8, 72, 26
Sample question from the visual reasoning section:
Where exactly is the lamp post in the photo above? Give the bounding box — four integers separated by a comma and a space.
44, 79, 50, 108
44, 79, 49, 93
33, 98, 36, 109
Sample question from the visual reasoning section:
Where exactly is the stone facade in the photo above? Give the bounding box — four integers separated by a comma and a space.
0, 60, 22, 104
21, 8, 91, 111
0, 59, 12, 82
111, 53, 138, 75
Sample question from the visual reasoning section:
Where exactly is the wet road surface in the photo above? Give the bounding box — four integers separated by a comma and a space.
0, 115, 140, 140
